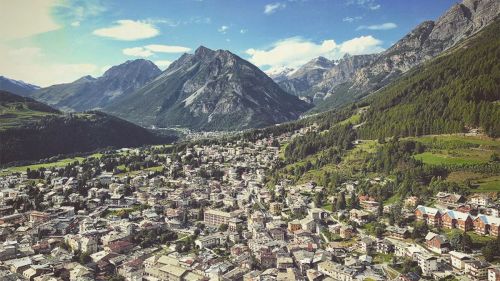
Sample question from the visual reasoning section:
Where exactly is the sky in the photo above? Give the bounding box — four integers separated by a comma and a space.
0, 0, 457, 87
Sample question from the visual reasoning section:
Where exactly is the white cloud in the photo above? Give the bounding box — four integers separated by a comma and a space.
123, 47, 154, 57
0, 44, 99, 87
93, 20, 160, 41
240, 29, 247, 34
339, 36, 384, 54
347, 0, 381, 10
0, 0, 61, 41
356, 22, 397, 30
264, 2, 286, 14
122, 44, 191, 58
154, 60, 172, 69
218, 25, 229, 33
245, 36, 384, 72
343, 16, 362, 23
55, 0, 107, 27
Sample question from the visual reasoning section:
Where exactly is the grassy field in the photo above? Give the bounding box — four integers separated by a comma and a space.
411, 135, 499, 166
0, 104, 58, 130
413, 151, 487, 165
408, 135, 500, 192
1, 153, 103, 176
473, 175, 500, 192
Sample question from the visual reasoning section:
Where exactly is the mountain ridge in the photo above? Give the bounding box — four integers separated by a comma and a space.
32, 59, 161, 112
105, 46, 312, 131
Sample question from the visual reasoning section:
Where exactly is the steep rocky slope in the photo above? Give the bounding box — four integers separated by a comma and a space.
105, 46, 311, 131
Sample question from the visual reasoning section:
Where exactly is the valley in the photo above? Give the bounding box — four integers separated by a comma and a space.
0, 0, 498, 280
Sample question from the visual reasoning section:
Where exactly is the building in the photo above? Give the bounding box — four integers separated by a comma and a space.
465, 260, 489, 281
318, 260, 357, 281
418, 255, 438, 276
450, 251, 471, 271
204, 209, 233, 227
415, 206, 441, 227
441, 210, 473, 232
425, 232, 450, 254
488, 267, 500, 281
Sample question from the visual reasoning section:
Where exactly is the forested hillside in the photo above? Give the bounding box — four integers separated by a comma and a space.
358, 18, 500, 139
0, 91, 174, 164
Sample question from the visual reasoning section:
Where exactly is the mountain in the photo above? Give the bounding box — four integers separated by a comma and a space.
105, 46, 312, 131
266, 67, 296, 83
32, 59, 161, 111
311, 0, 500, 112
0, 76, 39, 97
0, 91, 171, 164
277, 54, 377, 102
357, 16, 500, 139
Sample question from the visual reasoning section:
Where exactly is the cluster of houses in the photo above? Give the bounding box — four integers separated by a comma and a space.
0, 123, 499, 281
416, 205, 500, 236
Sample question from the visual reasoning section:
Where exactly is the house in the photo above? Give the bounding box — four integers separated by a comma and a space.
415, 206, 441, 227
360, 237, 374, 254
195, 234, 224, 249
417, 254, 438, 276
449, 251, 471, 271
376, 239, 394, 254
470, 194, 491, 207
318, 260, 358, 281
288, 220, 302, 233
465, 260, 489, 281
349, 209, 370, 225
436, 192, 465, 207
387, 226, 410, 239
204, 209, 234, 227
425, 232, 450, 254
441, 210, 473, 232
474, 215, 500, 237
488, 267, 500, 281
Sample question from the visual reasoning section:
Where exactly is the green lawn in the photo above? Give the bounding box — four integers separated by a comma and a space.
338, 113, 361, 126
472, 175, 500, 193
414, 151, 486, 165
3, 157, 85, 175
411, 135, 499, 166
1, 152, 105, 176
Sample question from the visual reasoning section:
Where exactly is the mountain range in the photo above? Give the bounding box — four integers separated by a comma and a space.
1, 0, 498, 133
0, 76, 40, 97
105, 46, 311, 130
32, 59, 161, 111
276, 0, 500, 112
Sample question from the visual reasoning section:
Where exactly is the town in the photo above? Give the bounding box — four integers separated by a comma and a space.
0, 126, 499, 281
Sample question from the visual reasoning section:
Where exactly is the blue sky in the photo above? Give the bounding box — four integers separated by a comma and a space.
0, 0, 457, 86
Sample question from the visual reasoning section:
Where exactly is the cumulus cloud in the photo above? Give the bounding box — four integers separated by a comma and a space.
218, 25, 229, 33
0, 44, 99, 87
93, 20, 160, 40
356, 22, 397, 30
123, 44, 191, 58
264, 2, 286, 15
245, 36, 384, 73
0, 0, 61, 41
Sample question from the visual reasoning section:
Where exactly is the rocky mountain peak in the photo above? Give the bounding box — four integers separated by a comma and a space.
195, 46, 216, 58
102, 59, 160, 79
